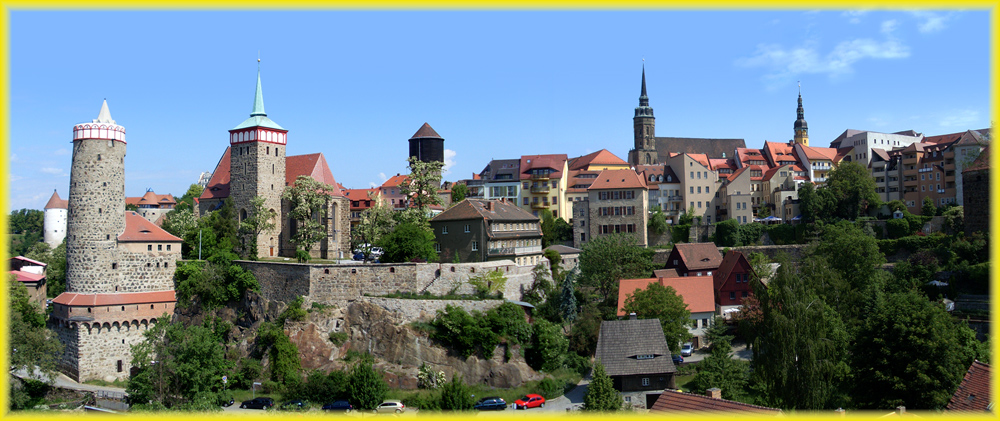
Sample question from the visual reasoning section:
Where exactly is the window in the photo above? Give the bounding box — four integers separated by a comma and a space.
442, 226, 449, 234
472, 241, 479, 251
464, 224, 470, 233
690, 171, 694, 178
690, 187, 694, 194
157, 244, 162, 251
697, 186, 702, 193
434, 244, 441, 252
697, 202, 702, 208
523, 197, 529, 205
742, 291, 749, 298
642, 378, 650, 386
581, 233, 586, 242
147, 245, 152, 251
637, 354, 654, 360
166, 245, 171, 251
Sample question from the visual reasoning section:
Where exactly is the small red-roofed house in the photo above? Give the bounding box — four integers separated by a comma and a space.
650, 388, 781, 414
664, 242, 722, 277
947, 360, 991, 412
713, 250, 757, 317
9, 256, 47, 305
126, 190, 177, 224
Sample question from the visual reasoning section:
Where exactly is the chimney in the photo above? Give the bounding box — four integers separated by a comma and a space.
629, 312, 637, 320
896, 406, 905, 416
706, 388, 721, 399
485, 201, 493, 211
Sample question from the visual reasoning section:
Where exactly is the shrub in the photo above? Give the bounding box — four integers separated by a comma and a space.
329, 331, 349, 345
537, 376, 564, 399
671, 224, 690, 243
279, 296, 307, 323
886, 218, 910, 239
737, 222, 766, 246
438, 375, 474, 411
714, 219, 740, 247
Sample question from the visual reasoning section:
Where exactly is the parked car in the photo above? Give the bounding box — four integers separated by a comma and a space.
672, 354, 684, 364
279, 400, 307, 411
374, 400, 405, 414
513, 394, 545, 409
474, 396, 507, 411
681, 342, 694, 357
353, 244, 384, 259
322, 400, 353, 412
240, 397, 275, 409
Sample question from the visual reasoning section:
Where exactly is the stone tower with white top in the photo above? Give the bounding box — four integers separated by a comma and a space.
52, 101, 181, 382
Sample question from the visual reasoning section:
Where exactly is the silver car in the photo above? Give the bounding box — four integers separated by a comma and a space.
375, 400, 405, 414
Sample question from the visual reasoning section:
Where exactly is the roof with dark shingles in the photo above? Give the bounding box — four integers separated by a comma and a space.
655, 137, 746, 162
650, 389, 781, 414
410, 122, 442, 139
544, 244, 581, 255
595, 318, 676, 377
479, 159, 521, 181
672, 243, 723, 271
119, 211, 182, 242
947, 360, 991, 412
431, 199, 539, 223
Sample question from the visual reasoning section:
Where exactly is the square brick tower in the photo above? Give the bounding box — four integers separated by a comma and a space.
51, 101, 180, 382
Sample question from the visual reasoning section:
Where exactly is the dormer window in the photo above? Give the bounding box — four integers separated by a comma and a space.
636, 354, 655, 360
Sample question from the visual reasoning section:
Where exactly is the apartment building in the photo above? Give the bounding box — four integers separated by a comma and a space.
666, 153, 720, 224
518, 154, 569, 219
578, 169, 649, 247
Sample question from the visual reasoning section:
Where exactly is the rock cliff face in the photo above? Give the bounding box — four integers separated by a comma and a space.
285, 301, 542, 389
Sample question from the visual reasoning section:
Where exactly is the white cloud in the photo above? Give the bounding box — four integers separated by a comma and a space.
10, 153, 17, 163
939, 109, 979, 128
910, 11, 950, 33
737, 31, 910, 87
40, 167, 65, 175
370, 172, 389, 188
442, 149, 457, 175
842, 10, 869, 24
54, 148, 70, 156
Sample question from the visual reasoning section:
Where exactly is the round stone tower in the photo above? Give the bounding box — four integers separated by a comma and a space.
65, 100, 126, 293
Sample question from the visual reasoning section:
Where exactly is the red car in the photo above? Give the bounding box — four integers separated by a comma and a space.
513, 394, 545, 409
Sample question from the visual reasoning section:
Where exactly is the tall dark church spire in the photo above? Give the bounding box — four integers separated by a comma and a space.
793, 82, 809, 146
630, 63, 657, 166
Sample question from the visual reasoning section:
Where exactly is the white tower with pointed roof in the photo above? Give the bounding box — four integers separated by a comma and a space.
43, 189, 69, 248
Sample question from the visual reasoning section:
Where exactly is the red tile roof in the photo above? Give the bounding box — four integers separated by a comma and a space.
44, 190, 68, 209
673, 243, 723, 271
381, 174, 410, 188
118, 211, 182, 242
947, 360, 991, 412
569, 149, 628, 170
410, 122, 442, 139
964, 146, 990, 172
688, 153, 711, 169
343, 189, 379, 210
53, 290, 176, 307
653, 268, 678, 278
800, 145, 838, 161
727, 166, 749, 182
763, 141, 798, 167
589, 169, 647, 190
520, 154, 568, 180
128, 191, 177, 207
200, 147, 232, 200
286, 153, 343, 196
651, 389, 781, 414
11, 256, 47, 267
617, 275, 715, 316
11, 270, 45, 283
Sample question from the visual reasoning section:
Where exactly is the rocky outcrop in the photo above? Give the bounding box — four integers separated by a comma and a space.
285, 300, 542, 389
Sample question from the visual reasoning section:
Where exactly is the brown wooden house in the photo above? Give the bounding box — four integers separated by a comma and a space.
664, 242, 723, 277
595, 315, 677, 406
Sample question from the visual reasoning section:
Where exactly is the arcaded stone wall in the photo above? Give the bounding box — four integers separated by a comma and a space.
55, 320, 157, 382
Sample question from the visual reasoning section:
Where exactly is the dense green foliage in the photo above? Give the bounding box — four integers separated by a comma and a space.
286, 369, 348, 405
671, 224, 690, 243
128, 317, 233, 409
450, 183, 468, 204
647, 206, 668, 235
24, 240, 67, 297
467, 270, 507, 298
283, 175, 338, 258
347, 360, 389, 410
174, 260, 260, 308
380, 221, 439, 263
539, 209, 573, 248
622, 282, 691, 352
714, 218, 740, 247
174, 183, 205, 212
8, 280, 62, 379
8, 208, 44, 257
400, 156, 444, 210
526, 318, 569, 372
438, 375, 474, 411
688, 318, 750, 401
430, 302, 531, 358
583, 362, 621, 411
238, 196, 277, 260
578, 233, 655, 313
258, 322, 302, 386
825, 161, 882, 220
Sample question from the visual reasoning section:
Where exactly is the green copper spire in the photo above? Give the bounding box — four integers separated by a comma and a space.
251, 60, 266, 117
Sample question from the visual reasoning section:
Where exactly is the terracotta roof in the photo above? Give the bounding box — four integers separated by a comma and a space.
800, 145, 838, 161
343, 189, 379, 210
595, 317, 676, 377
589, 169, 647, 190
11, 270, 45, 283
834, 147, 853, 163
947, 360, 992, 412
672, 243, 723, 271
653, 268, 678, 278
44, 190, 68, 209
617, 276, 715, 316
651, 389, 781, 414
118, 211, 182, 242
381, 174, 410, 188
763, 141, 798, 167
713, 250, 756, 292
709, 158, 735, 171
287, 153, 343, 195
520, 154, 568, 180
410, 122, 442, 139
655, 137, 746, 162
688, 153, 711, 169
200, 147, 232, 200
569, 149, 628, 170
53, 290, 176, 307
964, 146, 990, 172
128, 191, 177, 207
727, 166, 749, 182
736, 148, 766, 166
431, 199, 539, 223
922, 131, 965, 145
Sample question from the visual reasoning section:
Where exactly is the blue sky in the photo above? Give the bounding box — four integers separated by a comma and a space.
8, 9, 990, 211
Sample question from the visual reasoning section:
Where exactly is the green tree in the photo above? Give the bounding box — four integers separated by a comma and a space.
238, 196, 277, 260
583, 362, 621, 411
174, 183, 205, 212
539, 209, 558, 248
679, 206, 695, 225
400, 156, 444, 211
714, 218, 741, 247
885, 199, 906, 213
467, 269, 507, 298
353, 191, 396, 263
25, 240, 67, 298
648, 205, 668, 236
527, 318, 569, 372
282, 176, 336, 259
8, 279, 62, 375
852, 289, 979, 409
746, 252, 773, 283
748, 255, 850, 410
921, 196, 936, 217
797, 182, 826, 223
688, 318, 750, 401
825, 161, 881, 220
9, 208, 44, 257
258, 322, 301, 386
347, 359, 389, 411
559, 268, 579, 323
450, 183, 468, 205
814, 221, 886, 292
579, 233, 654, 311
161, 207, 198, 243
622, 282, 691, 352
438, 374, 474, 411
379, 222, 438, 263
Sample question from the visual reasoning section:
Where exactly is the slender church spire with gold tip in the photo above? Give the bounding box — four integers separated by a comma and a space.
793, 82, 809, 146
630, 60, 657, 166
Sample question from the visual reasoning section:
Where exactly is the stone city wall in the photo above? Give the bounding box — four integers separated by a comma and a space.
362, 297, 506, 324
237, 259, 547, 305
56, 320, 155, 382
